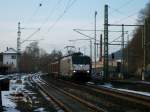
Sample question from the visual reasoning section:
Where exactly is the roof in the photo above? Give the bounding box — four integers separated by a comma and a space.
3, 48, 17, 54
61, 52, 83, 59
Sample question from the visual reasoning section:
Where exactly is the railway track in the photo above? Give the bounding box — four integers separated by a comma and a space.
111, 80, 150, 92
30, 74, 106, 112
42, 75, 150, 112
86, 83, 150, 107
65, 80, 150, 108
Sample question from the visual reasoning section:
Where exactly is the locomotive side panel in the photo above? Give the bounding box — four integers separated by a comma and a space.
60, 56, 72, 78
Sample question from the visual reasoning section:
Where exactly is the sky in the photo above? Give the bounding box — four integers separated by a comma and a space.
0, 0, 149, 57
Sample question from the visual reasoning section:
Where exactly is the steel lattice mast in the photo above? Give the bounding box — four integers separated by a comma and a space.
104, 4, 109, 81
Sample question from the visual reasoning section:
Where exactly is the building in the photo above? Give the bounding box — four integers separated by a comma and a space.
92, 59, 119, 73
3, 47, 18, 72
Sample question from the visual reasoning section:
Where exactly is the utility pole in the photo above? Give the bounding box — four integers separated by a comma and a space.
100, 34, 102, 61
142, 27, 144, 80
104, 4, 109, 81
127, 34, 129, 76
143, 19, 148, 80
94, 11, 97, 73
108, 23, 144, 80
121, 24, 125, 77
16, 22, 40, 74
90, 39, 92, 61
17, 22, 21, 73
96, 43, 99, 57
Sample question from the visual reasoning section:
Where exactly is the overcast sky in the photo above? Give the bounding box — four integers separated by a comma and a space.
0, 0, 149, 56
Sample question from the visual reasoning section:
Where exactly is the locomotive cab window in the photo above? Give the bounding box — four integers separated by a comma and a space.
72, 56, 90, 64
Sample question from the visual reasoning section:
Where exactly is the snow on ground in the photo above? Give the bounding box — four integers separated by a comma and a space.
117, 88, 150, 97
2, 91, 20, 112
10, 80, 25, 92
86, 82, 95, 85
3, 107, 20, 112
100, 83, 113, 88
34, 107, 46, 112
100, 83, 150, 97
1, 74, 26, 112
1, 73, 48, 112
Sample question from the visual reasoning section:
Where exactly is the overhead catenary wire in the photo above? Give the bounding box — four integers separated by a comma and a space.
25, 0, 44, 24
108, 0, 137, 24
22, 0, 77, 53
47, 0, 77, 31
74, 29, 128, 33
114, 0, 135, 11
108, 0, 135, 16
109, 35, 122, 44
121, 0, 135, 8
22, 0, 62, 42
39, 0, 63, 29
108, 5, 137, 22
73, 29, 94, 39
21, 0, 44, 46
112, 11, 139, 24
47, 0, 77, 32
21, 28, 40, 44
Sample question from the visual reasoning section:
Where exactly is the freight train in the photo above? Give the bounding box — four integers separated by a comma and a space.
49, 52, 91, 81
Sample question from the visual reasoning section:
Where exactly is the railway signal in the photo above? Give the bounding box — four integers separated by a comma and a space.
111, 53, 115, 60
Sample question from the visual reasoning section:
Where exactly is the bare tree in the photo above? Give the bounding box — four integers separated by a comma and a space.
20, 43, 62, 73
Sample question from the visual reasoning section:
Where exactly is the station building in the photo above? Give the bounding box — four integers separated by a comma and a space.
1, 47, 18, 73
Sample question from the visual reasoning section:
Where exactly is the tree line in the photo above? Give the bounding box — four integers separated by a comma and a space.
19, 42, 62, 73
125, 2, 150, 75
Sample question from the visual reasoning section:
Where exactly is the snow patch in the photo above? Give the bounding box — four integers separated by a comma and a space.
2, 91, 20, 112
3, 107, 20, 112
99, 83, 150, 97
100, 83, 113, 88
117, 88, 150, 97
34, 107, 45, 112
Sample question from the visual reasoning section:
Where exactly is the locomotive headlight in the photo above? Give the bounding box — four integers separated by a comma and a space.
73, 70, 76, 73
87, 70, 90, 73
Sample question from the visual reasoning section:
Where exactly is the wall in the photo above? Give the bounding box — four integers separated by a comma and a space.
3, 54, 17, 69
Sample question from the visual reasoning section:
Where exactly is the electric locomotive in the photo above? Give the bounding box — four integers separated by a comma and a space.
49, 52, 91, 82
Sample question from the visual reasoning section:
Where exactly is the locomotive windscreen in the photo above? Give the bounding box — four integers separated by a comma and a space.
72, 56, 91, 64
